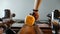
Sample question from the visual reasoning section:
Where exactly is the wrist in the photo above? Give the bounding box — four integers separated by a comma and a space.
33, 9, 38, 12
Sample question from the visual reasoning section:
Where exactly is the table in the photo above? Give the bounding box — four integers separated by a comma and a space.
11, 23, 52, 34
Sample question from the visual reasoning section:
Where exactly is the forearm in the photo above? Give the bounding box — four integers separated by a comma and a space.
34, 0, 42, 10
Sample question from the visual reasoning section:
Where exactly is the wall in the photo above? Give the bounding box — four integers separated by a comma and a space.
0, 0, 60, 20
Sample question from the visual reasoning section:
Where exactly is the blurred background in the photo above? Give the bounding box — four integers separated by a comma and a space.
0, 0, 60, 20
